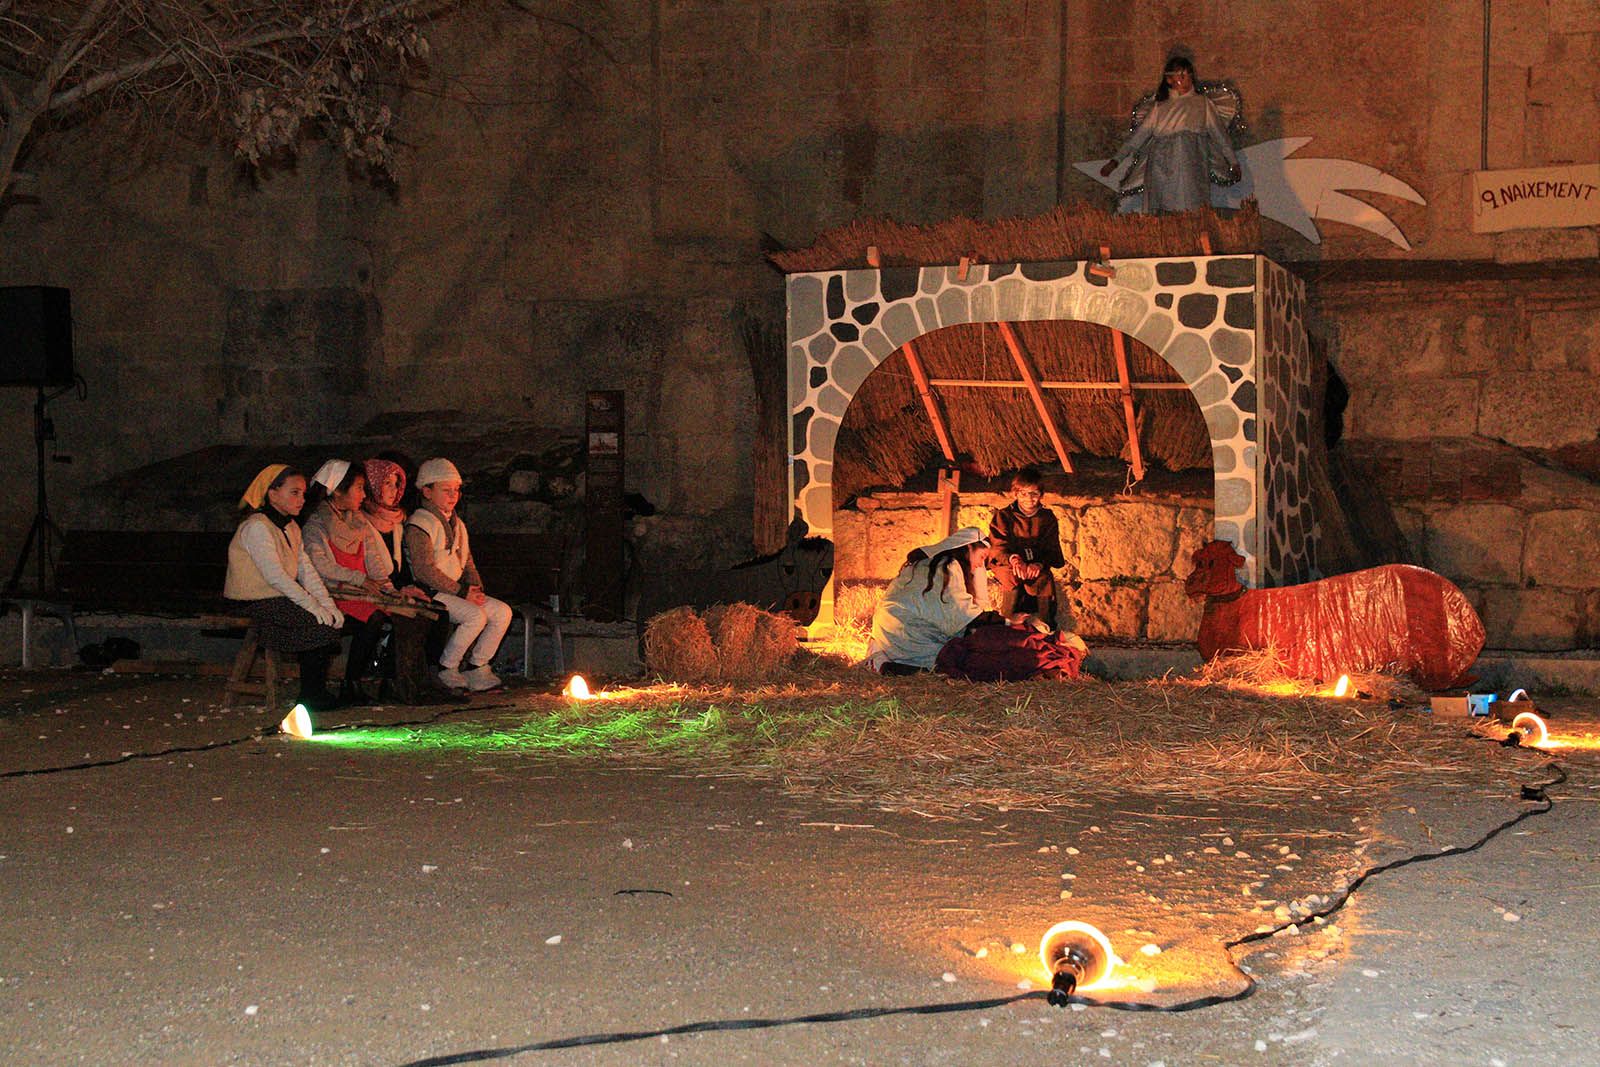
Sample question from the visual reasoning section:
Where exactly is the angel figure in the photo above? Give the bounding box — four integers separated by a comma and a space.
1099, 55, 1243, 214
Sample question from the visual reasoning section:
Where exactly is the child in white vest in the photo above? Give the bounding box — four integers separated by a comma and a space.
403, 458, 512, 691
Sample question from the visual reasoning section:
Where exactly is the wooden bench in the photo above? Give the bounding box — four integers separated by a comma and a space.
4, 530, 234, 667
5, 527, 572, 682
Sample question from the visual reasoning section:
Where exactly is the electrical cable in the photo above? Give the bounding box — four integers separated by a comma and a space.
0, 699, 515, 779
400, 992, 1049, 1064
1078, 759, 1565, 1014
396, 758, 1568, 1063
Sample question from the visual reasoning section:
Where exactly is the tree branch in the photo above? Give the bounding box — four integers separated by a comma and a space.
30, 0, 118, 107
45, 0, 450, 114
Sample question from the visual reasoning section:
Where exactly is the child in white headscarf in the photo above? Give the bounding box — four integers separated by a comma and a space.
223, 464, 344, 711
866, 527, 998, 675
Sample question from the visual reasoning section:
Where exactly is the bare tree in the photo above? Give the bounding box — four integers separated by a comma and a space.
0, 0, 463, 205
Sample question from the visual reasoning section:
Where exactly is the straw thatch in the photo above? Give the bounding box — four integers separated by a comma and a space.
833, 319, 1211, 501
645, 603, 800, 683
769, 202, 1261, 273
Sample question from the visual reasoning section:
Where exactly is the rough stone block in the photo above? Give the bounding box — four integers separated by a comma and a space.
1076, 502, 1179, 580
1347, 378, 1477, 440
1490, 6, 1552, 66
866, 508, 941, 580
1053, 506, 1081, 582
1550, 0, 1600, 32
1146, 581, 1203, 642
1524, 508, 1600, 588
1393, 505, 1428, 559
1424, 503, 1525, 584
832, 507, 868, 582
1478, 372, 1600, 448
1526, 71, 1600, 163
1494, 228, 1600, 265
1071, 581, 1146, 639
1481, 585, 1583, 651
1173, 506, 1212, 577
1527, 306, 1600, 374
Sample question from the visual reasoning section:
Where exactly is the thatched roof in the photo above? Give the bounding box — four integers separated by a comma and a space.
769, 202, 1260, 273
833, 320, 1211, 503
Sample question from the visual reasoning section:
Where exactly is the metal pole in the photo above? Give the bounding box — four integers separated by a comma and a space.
1481, 0, 1491, 171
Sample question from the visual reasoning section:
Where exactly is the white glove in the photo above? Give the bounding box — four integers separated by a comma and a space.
314, 604, 342, 628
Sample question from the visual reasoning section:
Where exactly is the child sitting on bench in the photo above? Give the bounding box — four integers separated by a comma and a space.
988, 466, 1065, 631
222, 464, 344, 711
403, 458, 511, 692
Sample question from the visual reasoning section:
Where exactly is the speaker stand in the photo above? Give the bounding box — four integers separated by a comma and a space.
5, 385, 71, 596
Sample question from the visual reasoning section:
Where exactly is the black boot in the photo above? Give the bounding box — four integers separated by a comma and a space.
339, 679, 375, 707
297, 643, 342, 711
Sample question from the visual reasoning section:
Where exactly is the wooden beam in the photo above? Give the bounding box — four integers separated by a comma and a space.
1111, 329, 1145, 482
996, 321, 1074, 473
937, 467, 961, 538
927, 378, 1192, 391
900, 339, 957, 463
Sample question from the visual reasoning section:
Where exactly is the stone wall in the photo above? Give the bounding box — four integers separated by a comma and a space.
1, 1, 1596, 633
833, 489, 1212, 642
1323, 266, 1600, 651
1341, 437, 1600, 651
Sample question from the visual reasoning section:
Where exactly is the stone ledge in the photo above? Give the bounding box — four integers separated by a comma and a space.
1473, 652, 1600, 696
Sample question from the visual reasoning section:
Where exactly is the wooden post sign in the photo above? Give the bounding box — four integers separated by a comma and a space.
583, 390, 626, 619
1471, 164, 1600, 234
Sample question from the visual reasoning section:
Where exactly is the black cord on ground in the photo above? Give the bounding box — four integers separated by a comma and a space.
0, 700, 515, 779
0, 731, 269, 778
395, 761, 1568, 1063
1076, 760, 1566, 1014
397, 991, 1050, 1065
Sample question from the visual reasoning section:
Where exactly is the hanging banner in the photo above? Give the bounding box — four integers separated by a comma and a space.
1471, 164, 1600, 233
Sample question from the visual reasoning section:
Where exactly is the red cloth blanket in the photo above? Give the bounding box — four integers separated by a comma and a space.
936, 624, 1087, 682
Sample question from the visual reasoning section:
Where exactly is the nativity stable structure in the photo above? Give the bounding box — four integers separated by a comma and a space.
778, 207, 1324, 631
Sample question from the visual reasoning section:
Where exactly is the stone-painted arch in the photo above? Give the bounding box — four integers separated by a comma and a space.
787, 254, 1318, 604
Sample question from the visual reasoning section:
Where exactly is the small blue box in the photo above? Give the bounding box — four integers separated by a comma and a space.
1467, 693, 1498, 717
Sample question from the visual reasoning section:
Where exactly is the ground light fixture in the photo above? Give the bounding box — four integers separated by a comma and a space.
563, 674, 593, 700
278, 703, 314, 739
1511, 710, 1549, 748
1332, 674, 1351, 697
1038, 920, 1118, 1006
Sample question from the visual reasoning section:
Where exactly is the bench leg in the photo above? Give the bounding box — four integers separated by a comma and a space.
222, 626, 260, 710
519, 606, 564, 680
20, 601, 34, 669
264, 648, 279, 709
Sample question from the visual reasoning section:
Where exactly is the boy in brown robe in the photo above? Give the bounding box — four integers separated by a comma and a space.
988, 467, 1064, 630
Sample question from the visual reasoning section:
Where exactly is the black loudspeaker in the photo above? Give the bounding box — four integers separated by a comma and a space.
0, 286, 74, 387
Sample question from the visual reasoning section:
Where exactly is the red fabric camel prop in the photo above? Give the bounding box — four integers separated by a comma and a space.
1184, 541, 1485, 690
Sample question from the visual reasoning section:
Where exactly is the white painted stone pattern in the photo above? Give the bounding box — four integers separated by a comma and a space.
787, 255, 1311, 605
1257, 259, 1323, 584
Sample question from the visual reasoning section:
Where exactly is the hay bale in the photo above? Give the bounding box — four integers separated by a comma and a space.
645, 603, 800, 683
643, 607, 718, 682
749, 608, 801, 674
710, 603, 762, 680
